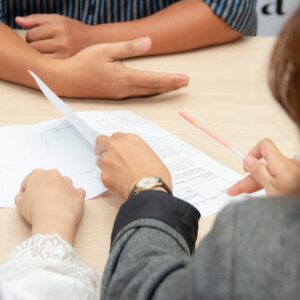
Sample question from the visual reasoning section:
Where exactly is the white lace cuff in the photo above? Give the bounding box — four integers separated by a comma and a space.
0, 234, 99, 292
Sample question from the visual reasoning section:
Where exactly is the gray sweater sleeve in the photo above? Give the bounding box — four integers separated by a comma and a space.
101, 191, 235, 300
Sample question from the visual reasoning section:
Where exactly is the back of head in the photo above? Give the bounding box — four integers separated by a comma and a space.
269, 6, 300, 126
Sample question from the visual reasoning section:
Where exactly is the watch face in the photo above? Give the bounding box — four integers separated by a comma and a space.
136, 177, 159, 189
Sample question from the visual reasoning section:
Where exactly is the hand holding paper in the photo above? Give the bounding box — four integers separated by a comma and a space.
95, 133, 172, 200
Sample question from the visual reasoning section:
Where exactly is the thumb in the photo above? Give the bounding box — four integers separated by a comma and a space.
15, 193, 23, 208
16, 14, 54, 29
102, 37, 152, 60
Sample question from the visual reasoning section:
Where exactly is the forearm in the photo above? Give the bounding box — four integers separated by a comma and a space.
87, 0, 241, 55
0, 24, 65, 94
0, 24, 45, 86
32, 213, 78, 245
101, 192, 239, 299
101, 191, 200, 299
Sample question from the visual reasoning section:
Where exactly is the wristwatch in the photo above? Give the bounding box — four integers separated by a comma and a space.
128, 177, 172, 198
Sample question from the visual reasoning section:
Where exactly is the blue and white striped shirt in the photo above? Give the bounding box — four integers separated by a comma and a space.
0, 0, 257, 35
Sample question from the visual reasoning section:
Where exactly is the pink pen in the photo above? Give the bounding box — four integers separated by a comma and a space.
179, 111, 245, 161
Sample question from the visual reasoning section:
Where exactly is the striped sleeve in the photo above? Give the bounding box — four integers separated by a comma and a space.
0, 0, 3, 23
203, 0, 257, 36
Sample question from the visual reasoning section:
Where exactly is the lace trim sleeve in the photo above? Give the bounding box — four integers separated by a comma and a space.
0, 234, 99, 292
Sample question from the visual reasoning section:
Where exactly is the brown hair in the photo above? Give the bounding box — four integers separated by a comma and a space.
269, 6, 300, 125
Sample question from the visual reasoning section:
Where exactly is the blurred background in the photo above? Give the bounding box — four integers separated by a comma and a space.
257, 0, 299, 35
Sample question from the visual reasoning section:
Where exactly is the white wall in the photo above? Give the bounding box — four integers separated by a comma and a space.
256, 0, 299, 36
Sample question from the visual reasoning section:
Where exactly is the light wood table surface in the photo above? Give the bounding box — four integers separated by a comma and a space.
0, 37, 299, 290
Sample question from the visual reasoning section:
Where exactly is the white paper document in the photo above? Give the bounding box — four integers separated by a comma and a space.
0, 119, 103, 206
29, 71, 99, 146
0, 73, 256, 216
0, 109, 250, 216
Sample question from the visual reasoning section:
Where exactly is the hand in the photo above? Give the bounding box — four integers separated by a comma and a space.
49, 37, 189, 99
16, 14, 90, 58
95, 133, 172, 200
15, 169, 85, 245
227, 139, 300, 197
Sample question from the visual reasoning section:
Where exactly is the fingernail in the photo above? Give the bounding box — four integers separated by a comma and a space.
226, 188, 233, 196
175, 75, 189, 87
94, 148, 102, 156
180, 76, 189, 86
138, 37, 151, 51
243, 155, 254, 170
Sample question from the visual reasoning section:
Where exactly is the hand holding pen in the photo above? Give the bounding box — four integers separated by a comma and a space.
180, 111, 300, 197
227, 139, 300, 197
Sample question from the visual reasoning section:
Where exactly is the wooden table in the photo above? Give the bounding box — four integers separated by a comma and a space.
0, 37, 299, 292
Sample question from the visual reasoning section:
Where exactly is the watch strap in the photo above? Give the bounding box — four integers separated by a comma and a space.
128, 177, 172, 199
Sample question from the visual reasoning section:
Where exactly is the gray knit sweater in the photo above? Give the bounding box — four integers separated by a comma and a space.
101, 190, 300, 299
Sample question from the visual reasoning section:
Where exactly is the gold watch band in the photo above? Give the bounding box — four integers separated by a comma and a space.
128, 177, 172, 198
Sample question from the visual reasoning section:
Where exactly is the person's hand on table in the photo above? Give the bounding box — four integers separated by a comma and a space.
16, 14, 89, 59
95, 133, 172, 200
45, 37, 188, 99
15, 169, 85, 245
227, 139, 300, 197
15, 15, 189, 98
